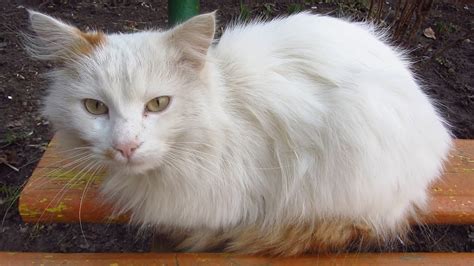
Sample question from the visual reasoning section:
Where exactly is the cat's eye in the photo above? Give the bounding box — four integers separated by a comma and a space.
145, 96, 170, 113
83, 99, 108, 115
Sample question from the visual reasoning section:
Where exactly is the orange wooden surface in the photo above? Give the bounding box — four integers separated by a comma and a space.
0, 252, 473, 266
19, 138, 474, 224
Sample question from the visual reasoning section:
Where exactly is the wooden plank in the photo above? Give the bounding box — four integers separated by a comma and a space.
0, 252, 473, 266
19, 138, 474, 224
18, 137, 128, 223
426, 140, 474, 224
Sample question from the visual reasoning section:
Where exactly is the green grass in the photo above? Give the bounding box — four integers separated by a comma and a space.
263, 3, 276, 18
0, 130, 33, 148
288, 3, 302, 14
239, 2, 251, 21
0, 184, 20, 206
435, 21, 459, 35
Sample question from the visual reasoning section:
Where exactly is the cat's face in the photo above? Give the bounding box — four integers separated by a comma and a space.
27, 11, 216, 174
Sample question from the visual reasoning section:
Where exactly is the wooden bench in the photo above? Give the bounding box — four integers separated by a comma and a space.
12, 136, 474, 264
1, 252, 474, 265
19, 137, 474, 224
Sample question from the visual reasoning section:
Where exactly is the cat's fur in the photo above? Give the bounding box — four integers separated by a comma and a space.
26, 10, 452, 256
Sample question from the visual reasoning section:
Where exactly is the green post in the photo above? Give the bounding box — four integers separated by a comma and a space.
168, 0, 200, 26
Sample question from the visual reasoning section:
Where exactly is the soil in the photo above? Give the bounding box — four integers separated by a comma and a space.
0, 0, 473, 253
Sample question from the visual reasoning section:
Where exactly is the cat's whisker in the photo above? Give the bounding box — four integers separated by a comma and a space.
165, 151, 220, 181
35, 149, 91, 170
0, 152, 95, 229
30, 149, 91, 176
33, 152, 91, 176
34, 159, 98, 225
169, 146, 221, 169
79, 163, 103, 246
29, 153, 96, 190
161, 154, 192, 178
9, 148, 90, 175
168, 144, 219, 157
29, 161, 102, 240
52, 146, 93, 154
170, 145, 293, 171
165, 141, 220, 151
166, 151, 238, 189
33, 162, 95, 226
49, 158, 101, 212
168, 147, 262, 185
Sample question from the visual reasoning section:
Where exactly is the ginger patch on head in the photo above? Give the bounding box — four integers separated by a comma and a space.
72, 29, 105, 56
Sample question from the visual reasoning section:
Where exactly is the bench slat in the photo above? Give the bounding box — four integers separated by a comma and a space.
19, 138, 474, 224
0, 252, 473, 265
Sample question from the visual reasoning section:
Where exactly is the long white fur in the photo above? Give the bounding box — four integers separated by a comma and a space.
27, 10, 452, 251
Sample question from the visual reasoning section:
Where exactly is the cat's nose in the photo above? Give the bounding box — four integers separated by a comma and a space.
114, 141, 140, 159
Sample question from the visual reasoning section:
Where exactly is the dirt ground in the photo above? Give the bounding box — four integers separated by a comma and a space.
0, 0, 473, 253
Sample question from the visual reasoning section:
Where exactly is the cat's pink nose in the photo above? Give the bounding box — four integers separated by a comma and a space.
114, 141, 140, 159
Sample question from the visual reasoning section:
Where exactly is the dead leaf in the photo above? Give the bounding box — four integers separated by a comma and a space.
423, 27, 436, 40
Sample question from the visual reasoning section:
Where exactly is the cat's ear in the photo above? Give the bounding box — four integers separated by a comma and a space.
167, 12, 216, 69
25, 10, 104, 61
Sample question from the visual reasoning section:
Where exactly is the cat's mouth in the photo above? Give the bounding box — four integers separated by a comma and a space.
116, 158, 158, 175
124, 158, 146, 166
102, 148, 157, 172
103, 148, 143, 164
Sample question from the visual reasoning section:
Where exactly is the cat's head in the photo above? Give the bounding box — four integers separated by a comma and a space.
26, 10, 217, 174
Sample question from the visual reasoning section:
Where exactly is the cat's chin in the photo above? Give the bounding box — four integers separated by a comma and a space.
109, 160, 159, 175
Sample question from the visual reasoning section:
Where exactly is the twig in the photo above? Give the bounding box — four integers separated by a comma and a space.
376, 0, 384, 22
394, 0, 402, 21
367, 0, 375, 20
407, 0, 434, 45
0, 158, 19, 172
398, 1, 420, 42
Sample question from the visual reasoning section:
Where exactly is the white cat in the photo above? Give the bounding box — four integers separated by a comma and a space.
26, 10, 452, 256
